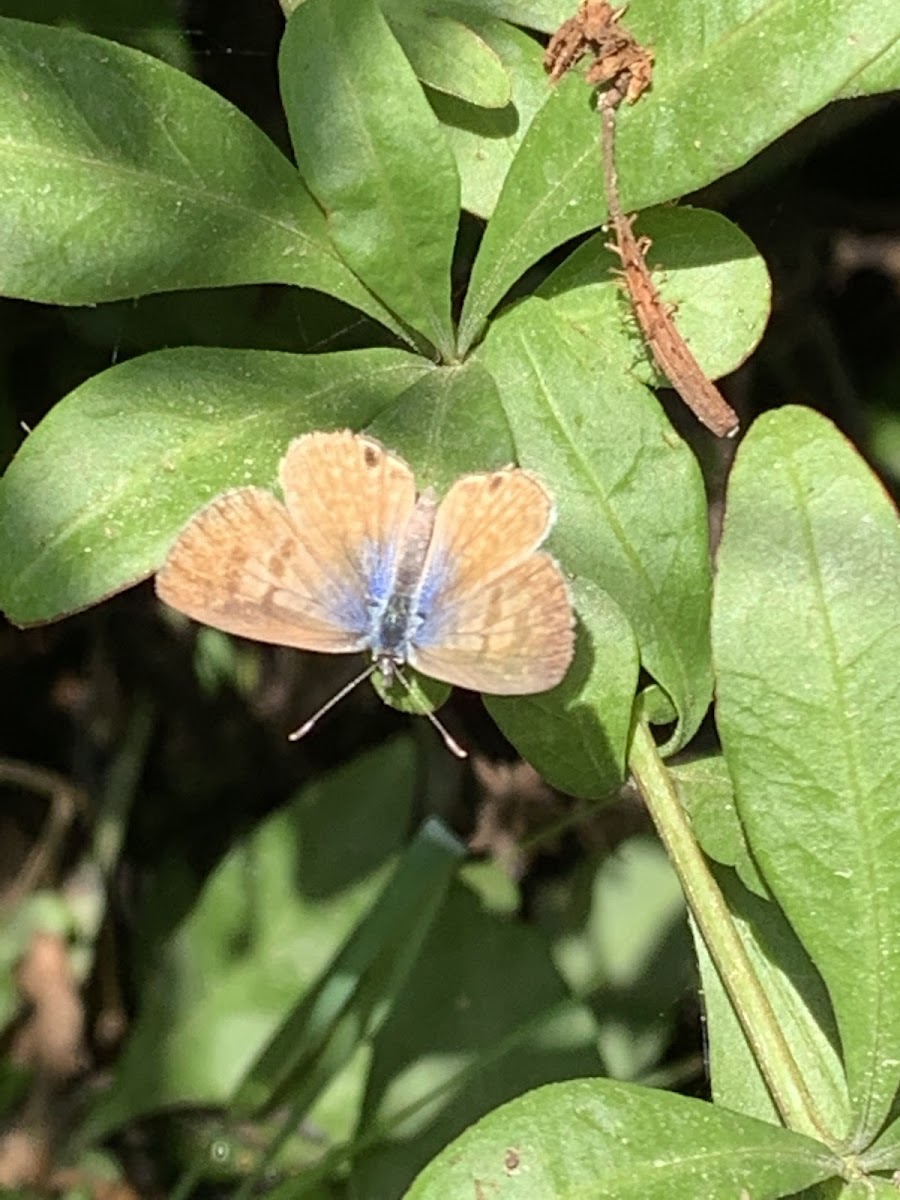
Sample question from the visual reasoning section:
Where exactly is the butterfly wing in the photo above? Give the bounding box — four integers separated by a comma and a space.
409, 470, 575, 693
156, 430, 417, 653
156, 486, 361, 651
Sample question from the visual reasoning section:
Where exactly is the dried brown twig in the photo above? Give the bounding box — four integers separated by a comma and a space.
545, 2, 740, 438
545, 0, 653, 100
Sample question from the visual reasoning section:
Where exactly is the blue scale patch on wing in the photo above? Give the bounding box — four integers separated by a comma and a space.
411, 548, 456, 647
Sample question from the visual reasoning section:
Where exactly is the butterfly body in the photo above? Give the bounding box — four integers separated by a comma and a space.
361, 488, 439, 681
156, 431, 575, 709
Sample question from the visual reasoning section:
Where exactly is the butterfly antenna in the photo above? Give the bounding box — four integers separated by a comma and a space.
393, 667, 468, 759
288, 662, 377, 742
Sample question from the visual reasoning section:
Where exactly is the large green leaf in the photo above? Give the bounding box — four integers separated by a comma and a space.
0, 346, 430, 624
430, 16, 550, 219
83, 738, 418, 1137
0, 18, 397, 330
478, 299, 712, 749
279, 0, 460, 359
458, 0, 900, 350
381, 2, 510, 108
538, 206, 772, 386
692, 868, 850, 1143
406, 1078, 841, 1198
352, 879, 603, 1196
713, 407, 900, 1145
366, 358, 514, 490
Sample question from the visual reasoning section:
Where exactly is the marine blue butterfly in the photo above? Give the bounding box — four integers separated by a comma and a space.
156, 430, 575, 754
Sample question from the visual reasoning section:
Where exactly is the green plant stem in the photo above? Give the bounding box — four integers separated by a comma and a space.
628, 717, 829, 1142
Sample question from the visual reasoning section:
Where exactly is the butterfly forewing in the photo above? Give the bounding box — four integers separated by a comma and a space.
421, 469, 554, 587
155, 486, 366, 652
279, 430, 417, 627
410, 470, 575, 693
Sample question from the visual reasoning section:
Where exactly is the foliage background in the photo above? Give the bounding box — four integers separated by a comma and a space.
0, 0, 899, 1196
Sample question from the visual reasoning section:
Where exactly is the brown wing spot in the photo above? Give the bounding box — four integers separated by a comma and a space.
363, 444, 381, 469
266, 536, 296, 578
488, 473, 505, 492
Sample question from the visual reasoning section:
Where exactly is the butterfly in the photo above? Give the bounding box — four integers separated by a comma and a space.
155, 430, 575, 754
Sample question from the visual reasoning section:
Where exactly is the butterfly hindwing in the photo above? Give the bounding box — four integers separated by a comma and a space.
409, 470, 575, 693
410, 551, 574, 693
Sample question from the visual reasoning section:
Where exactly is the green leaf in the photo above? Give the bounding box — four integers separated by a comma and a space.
0, 0, 193, 70
381, 3, 510, 108
366, 358, 514, 490
405, 1078, 841, 1198
0, 346, 430, 624
430, 17, 549, 219
478, 298, 712, 749
538, 206, 772, 386
842, 38, 900, 98
82, 739, 418, 1138
279, 0, 460, 358
353, 878, 603, 1197
232, 815, 465, 1116
439, 0, 571, 31
672, 755, 769, 899
458, 0, 900, 349
371, 669, 451, 724
692, 869, 850, 1143
713, 407, 900, 1143
486, 576, 639, 798
0, 19, 398, 332
546, 836, 691, 1082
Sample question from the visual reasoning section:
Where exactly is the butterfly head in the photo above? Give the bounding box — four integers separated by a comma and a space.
374, 648, 401, 686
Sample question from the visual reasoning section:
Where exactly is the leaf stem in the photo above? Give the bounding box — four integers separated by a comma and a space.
628, 716, 829, 1142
